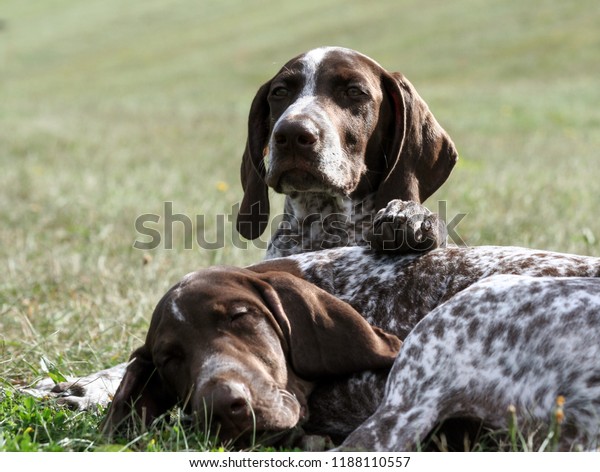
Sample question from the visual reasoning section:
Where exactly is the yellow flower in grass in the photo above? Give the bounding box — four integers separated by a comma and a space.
555, 395, 565, 425
216, 181, 229, 192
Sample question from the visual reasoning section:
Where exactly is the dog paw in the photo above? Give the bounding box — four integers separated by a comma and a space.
19, 363, 127, 411
366, 200, 447, 253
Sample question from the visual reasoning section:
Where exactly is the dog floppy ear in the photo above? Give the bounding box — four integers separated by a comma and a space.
375, 71, 458, 209
253, 271, 401, 379
236, 80, 273, 241
101, 345, 176, 437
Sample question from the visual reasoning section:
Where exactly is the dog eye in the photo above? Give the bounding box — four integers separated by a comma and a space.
229, 306, 251, 322
346, 86, 366, 97
156, 353, 181, 369
271, 86, 289, 98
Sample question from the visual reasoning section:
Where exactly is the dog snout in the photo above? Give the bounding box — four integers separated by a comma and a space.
196, 382, 252, 435
273, 119, 319, 151
212, 384, 250, 421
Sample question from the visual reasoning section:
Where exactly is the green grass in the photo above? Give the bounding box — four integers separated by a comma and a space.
1, 0, 599, 451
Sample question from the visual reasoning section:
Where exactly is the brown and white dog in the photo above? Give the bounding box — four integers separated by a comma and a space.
22, 47, 454, 416
24, 48, 600, 450
102, 263, 401, 445
236, 47, 457, 257
102, 245, 600, 449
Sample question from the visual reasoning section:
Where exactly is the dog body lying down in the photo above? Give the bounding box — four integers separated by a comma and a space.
340, 275, 600, 451
103, 245, 600, 448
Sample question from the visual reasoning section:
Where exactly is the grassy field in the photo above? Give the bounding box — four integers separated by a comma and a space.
1, 0, 599, 451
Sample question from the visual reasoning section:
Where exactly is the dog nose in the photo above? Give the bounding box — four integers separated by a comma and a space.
273, 120, 319, 149
199, 383, 251, 429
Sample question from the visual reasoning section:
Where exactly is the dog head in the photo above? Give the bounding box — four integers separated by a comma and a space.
237, 46, 458, 240
102, 266, 401, 444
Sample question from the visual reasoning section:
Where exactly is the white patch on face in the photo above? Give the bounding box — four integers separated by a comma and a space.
267, 47, 368, 194
196, 354, 251, 393
283, 47, 354, 123
275, 47, 332, 122
170, 299, 186, 323
300, 47, 369, 92
301, 47, 331, 95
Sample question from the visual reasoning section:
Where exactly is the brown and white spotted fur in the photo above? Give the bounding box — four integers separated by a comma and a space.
39, 245, 600, 447
236, 47, 458, 257
340, 275, 600, 451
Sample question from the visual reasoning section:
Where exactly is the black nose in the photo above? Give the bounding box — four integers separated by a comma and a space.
273, 120, 319, 150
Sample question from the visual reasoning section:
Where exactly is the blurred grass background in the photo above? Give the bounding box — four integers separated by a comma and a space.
0, 0, 599, 450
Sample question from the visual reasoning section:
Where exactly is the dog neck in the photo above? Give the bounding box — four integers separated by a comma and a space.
265, 192, 376, 258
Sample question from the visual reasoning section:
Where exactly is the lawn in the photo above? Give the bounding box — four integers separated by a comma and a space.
1, 0, 599, 451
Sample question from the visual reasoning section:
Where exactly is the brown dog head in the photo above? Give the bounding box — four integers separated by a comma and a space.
237, 47, 458, 240
102, 266, 401, 444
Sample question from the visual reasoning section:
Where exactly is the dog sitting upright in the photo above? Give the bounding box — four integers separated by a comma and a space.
236, 46, 458, 257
